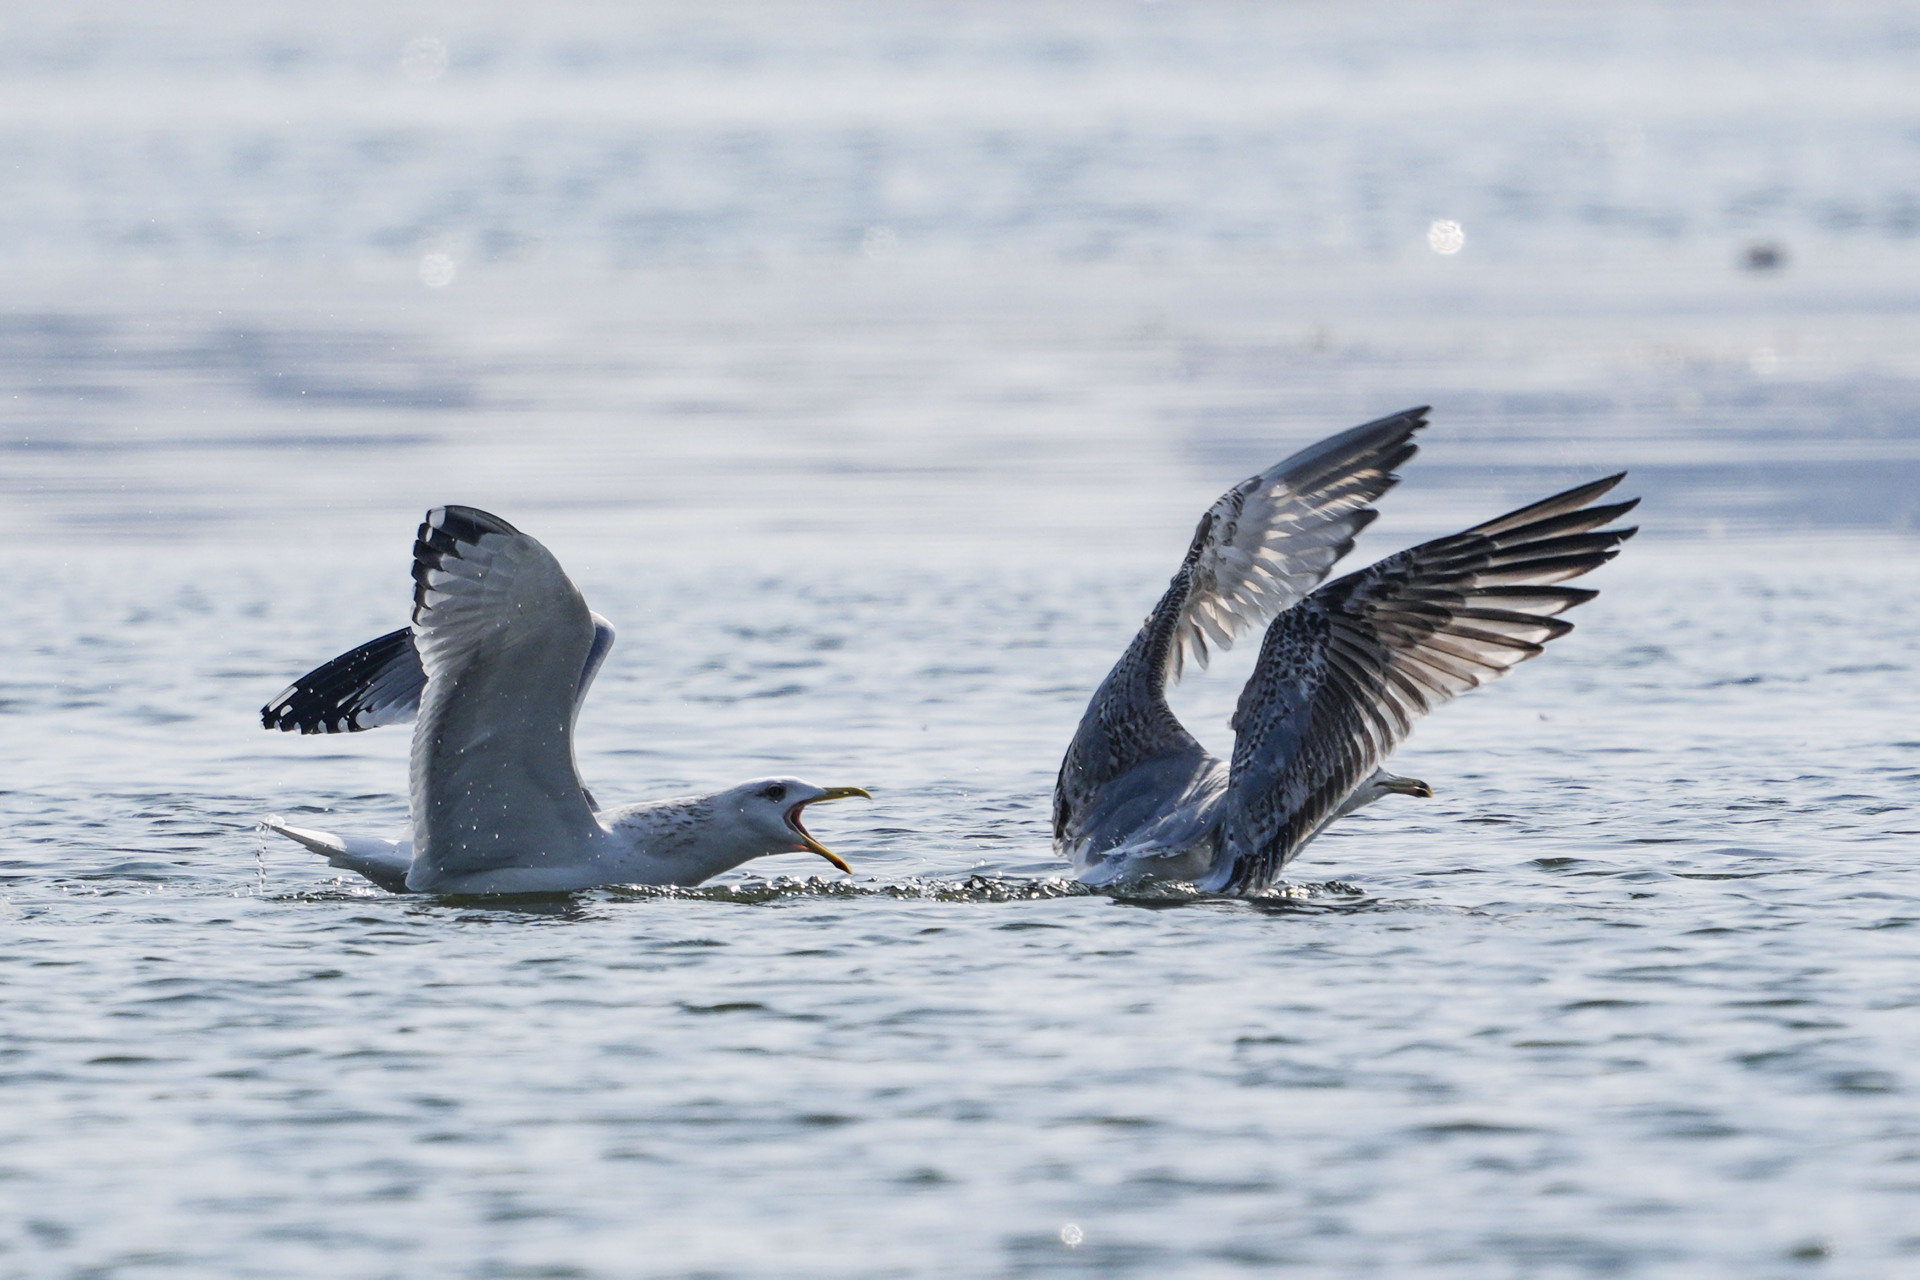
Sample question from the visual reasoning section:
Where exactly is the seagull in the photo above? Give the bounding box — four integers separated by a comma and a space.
261, 505, 870, 893
1054, 407, 1636, 893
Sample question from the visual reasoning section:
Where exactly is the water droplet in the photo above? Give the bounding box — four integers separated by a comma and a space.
1060, 1223, 1084, 1248
1604, 124, 1646, 159
401, 36, 449, 84
1428, 220, 1465, 255
419, 253, 456, 288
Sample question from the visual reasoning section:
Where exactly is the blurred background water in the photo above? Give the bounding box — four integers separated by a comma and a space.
3, 3, 1919, 1278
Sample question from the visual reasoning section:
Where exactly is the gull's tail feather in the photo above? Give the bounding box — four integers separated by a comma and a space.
263, 818, 414, 894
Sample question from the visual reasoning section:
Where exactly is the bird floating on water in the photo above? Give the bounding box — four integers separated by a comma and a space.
1054, 407, 1637, 892
261, 505, 869, 893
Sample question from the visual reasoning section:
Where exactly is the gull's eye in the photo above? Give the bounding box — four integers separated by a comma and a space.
764, 784, 787, 803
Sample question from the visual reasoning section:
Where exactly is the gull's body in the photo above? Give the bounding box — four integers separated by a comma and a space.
1054, 408, 1636, 892
262, 506, 866, 893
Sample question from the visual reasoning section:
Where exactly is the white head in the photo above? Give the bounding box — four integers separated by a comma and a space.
720, 777, 872, 873
1330, 768, 1434, 821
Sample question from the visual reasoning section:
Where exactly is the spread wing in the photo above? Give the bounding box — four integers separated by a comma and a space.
262, 617, 617, 734
261, 628, 424, 733
405, 506, 603, 890
1214, 475, 1639, 892
1169, 406, 1429, 682
1054, 407, 1427, 848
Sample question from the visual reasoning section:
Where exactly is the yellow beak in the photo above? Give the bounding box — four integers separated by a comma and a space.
790, 786, 872, 873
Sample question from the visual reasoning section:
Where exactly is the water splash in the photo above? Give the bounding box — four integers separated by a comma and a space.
261, 871, 1377, 908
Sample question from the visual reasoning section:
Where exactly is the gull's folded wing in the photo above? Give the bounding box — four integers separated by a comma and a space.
1054, 407, 1427, 848
1214, 476, 1639, 892
404, 506, 604, 892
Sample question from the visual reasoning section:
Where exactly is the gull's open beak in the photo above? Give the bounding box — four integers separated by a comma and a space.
785, 787, 872, 873
1386, 776, 1434, 798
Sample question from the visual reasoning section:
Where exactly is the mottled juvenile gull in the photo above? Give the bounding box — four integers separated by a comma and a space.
262, 505, 869, 893
1054, 407, 1636, 892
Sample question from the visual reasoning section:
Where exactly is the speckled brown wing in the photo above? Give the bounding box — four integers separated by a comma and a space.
1215, 475, 1640, 892
1054, 408, 1429, 857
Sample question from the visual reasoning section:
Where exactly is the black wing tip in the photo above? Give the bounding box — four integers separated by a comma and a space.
1475, 584, 1603, 611
1463, 473, 1639, 539
1587, 497, 1641, 525
1491, 550, 1627, 580
260, 698, 359, 734
412, 505, 521, 617
1584, 525, 1638, 557
259, 627, 415, 735
413, 505, 517, 570
423, 505, 520, 542
1375, 407, 1429, 464
1361, 405, 1431, 431
1557, 472, 1629, 502
1379, 439, 1420, 477
1357, 405, 1431, 450
261, 689, 305, 732
1490, 528, 1637, 562
1561, 471, 1627, 500
1280, 406, 1430, 497
260, 689, 365, 734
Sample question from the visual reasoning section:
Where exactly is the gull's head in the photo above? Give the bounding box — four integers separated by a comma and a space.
1380, 774, 1434, 799
727, 777, 871, 874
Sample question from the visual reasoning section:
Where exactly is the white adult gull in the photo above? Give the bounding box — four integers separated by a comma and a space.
261, 505, 869, 893
1054, 407, 1637, 893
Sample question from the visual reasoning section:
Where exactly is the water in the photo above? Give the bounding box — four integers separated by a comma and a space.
5, 3, 1920, 1277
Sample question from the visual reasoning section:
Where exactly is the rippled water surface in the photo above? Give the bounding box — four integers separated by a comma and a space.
6, 3, 1920, 1278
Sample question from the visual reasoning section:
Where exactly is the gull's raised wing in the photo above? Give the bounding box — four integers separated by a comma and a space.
1213, 475, 1639, 892
1168, 406, 1429, 681
404, 506, 604, 892
1054, 408, 1427, 848
261, 628, 424, 734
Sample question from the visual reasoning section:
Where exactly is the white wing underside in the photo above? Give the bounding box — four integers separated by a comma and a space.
405, 507, 606, 892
